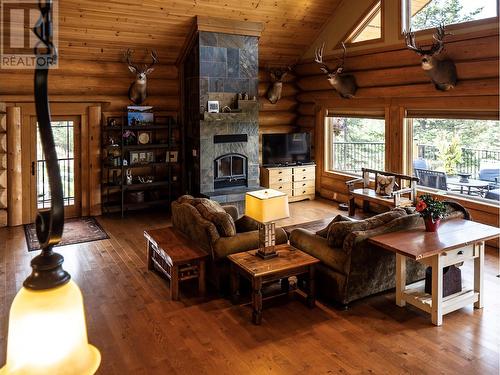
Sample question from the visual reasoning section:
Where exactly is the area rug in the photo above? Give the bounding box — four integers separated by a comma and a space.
24, 217, 109, 252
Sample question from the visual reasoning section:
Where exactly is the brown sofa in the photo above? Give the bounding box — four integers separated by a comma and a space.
289, 203, 470, 306
171, 195, 288, 292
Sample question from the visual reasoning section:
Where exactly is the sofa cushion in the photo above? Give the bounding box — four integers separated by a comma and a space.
316, 214, 352, 238
235, 215, 260, 233
195, 199, 236, 237
327, 208, 407, 248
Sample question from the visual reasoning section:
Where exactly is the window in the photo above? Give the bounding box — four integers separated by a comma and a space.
346, 1, 382, 44
326, 116, 385, 175
408, 116, 500, 203
403, 0, 498, 32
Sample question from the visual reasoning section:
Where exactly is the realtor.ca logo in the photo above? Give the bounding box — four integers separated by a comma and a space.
1, 0, 59, 69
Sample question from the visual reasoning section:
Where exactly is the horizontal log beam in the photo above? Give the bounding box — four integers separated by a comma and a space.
297, 78, 499, 102
259, 97, 298, 112
259, 112, 297, 127
295, 35, 499, 76
296, 116, 315, 128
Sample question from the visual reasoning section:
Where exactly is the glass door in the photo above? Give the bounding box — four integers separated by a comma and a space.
31, 116, 81, 219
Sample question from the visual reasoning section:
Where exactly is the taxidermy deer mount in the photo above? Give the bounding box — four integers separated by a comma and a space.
125, 49, 158, 105
404, 25, 457, 91
314, 42, 357, 99
266, 67, 292, 104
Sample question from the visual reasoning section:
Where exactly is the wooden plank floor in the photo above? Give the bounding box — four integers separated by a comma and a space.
1, 198, 499, 374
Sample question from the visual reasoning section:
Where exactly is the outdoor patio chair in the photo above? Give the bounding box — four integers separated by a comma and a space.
414, 169, 448, 191
412, 158, 430, 175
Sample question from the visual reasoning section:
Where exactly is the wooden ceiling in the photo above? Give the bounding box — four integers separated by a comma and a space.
58, 0, 342, 65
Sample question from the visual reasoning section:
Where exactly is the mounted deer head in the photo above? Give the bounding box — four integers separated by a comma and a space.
404, 25, 457, 91
314, 42, 357, 99
125, 49, 159, 105
266, 66, 292, 104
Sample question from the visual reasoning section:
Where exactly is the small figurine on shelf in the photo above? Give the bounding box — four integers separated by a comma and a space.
125, 169, 133, 185
123, 130, 136, 145
108, 118, 117, 128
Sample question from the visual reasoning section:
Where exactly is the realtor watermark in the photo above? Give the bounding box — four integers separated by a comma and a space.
1, 0, 59, 69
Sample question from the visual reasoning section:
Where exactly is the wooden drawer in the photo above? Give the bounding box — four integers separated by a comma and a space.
293, 180, 315, 190
270, 181, 293, 193
441, 245, 475, 266
293, 186, 315, 196
267, 169, 293, 184
293, 166, 315, 174
293, 171, 315, 182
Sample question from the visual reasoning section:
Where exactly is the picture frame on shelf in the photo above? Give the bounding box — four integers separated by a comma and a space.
207, 101, 219, 113
127, 106, 154, 126
137, 131, 153, 145
130, 151, 154, 165
167, 151, 178, 163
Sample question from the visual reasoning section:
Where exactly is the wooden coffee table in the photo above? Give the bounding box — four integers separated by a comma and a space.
145, 227, 208, 301
228, 244, 320, 325
369, 219, 500, 326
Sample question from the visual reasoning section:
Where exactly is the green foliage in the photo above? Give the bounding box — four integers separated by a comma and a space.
437, 134, 463, 175
411, 0, 484, 30
416, 194, 447, 220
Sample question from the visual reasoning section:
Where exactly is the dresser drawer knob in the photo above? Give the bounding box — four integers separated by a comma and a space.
303, 190, 306, 194
302, 183, 306, 186
457, 250, 464, 255
279, 178, 282, 181
279, 186, 283, 189
278, 171, 282, 174
302, 176, 306, 179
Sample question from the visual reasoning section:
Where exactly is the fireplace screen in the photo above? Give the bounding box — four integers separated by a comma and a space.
214, 153, 247, 189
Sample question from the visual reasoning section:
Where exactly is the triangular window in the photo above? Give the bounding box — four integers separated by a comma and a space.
345, 1, 382, 44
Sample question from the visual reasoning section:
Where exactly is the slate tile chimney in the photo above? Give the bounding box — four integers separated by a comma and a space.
182, 18, 263, 210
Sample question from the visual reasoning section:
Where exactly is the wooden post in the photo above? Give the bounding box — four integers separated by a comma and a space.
0, 104, 6, 227
474, 242, 484, 309
431, 255, 443, 326
88, 105, 101, 216
395, 253, 406, 307
7, 107, 22, 226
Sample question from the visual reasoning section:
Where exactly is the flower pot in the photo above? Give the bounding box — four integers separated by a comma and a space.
424, 217, 441, 232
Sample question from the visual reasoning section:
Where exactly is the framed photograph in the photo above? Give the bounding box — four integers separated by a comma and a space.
167, 151, 178, 163
129, 151, 140, 165
127, 106, 154, 126
137, 131, 152, 145
207, 101, 219, 113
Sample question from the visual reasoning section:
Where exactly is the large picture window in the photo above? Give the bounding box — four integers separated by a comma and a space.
326, 116, 385, 175
403, 0, 498, 32
408, 116, 500, 203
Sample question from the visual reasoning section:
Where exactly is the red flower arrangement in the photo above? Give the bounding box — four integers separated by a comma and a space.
415, 194, 447, 232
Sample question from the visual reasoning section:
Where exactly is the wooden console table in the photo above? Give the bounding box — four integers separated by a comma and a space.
228, 244, 319, 325
145, 227, 208, 301
369, 219, 500, 326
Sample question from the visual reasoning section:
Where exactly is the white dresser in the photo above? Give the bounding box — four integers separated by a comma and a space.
260, 164, 316, 202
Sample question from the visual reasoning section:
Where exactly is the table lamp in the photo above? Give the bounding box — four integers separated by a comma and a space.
1, 2, 100, 374
245, 189, 290, 259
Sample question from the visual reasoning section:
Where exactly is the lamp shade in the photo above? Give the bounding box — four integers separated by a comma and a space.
0, 280, 101, 375
245, 189, 290, 223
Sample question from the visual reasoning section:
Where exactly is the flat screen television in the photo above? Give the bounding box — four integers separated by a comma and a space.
262, 132, 312, 166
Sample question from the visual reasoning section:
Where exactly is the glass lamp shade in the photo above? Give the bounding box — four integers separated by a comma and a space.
0, 280, 101, 375
245, 189, 290, 223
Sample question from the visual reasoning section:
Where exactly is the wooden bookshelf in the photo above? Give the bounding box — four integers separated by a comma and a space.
101, 110, 182, 216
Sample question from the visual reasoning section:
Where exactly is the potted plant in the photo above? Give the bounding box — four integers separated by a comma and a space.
415, 194, 447, 232
122, 130, 136, 145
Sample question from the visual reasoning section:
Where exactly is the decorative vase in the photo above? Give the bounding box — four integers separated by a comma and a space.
424, 217, 441, 232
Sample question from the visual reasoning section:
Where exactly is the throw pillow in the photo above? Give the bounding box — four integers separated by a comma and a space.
316, 214, 351, 238
195, 199, 236, 237
235, 215, 260, 233
375, 175, 396, 196
327, 209, 407, 248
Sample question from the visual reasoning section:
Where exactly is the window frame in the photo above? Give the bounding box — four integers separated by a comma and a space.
405, 112, 500, 206
342, 0, 385, 47
325, 111, 386, 177
401, 0, 500, 34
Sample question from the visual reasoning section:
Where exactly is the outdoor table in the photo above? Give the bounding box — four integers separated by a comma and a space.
447, 177, 490, 196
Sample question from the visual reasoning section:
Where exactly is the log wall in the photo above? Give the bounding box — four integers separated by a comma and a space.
294, 28, 500, 245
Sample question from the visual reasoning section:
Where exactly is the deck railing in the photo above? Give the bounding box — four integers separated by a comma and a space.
332, 142, 500, 178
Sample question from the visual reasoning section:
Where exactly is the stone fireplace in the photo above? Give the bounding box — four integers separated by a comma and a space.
182, 19, 262, 211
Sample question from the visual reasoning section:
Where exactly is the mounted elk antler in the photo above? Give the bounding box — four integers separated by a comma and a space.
125, 49, 159, 105
314, 42, 357, 99
266, 66, 292, 104
404, 25, 457, 91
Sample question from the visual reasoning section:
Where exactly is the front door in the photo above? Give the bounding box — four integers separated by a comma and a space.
30, 116, 81, 219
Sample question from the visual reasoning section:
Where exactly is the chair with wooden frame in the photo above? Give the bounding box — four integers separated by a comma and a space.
346, 168, 419, 216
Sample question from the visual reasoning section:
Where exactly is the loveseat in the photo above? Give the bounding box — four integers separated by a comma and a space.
171, 195, 288, 291
289, 203, 470, 306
